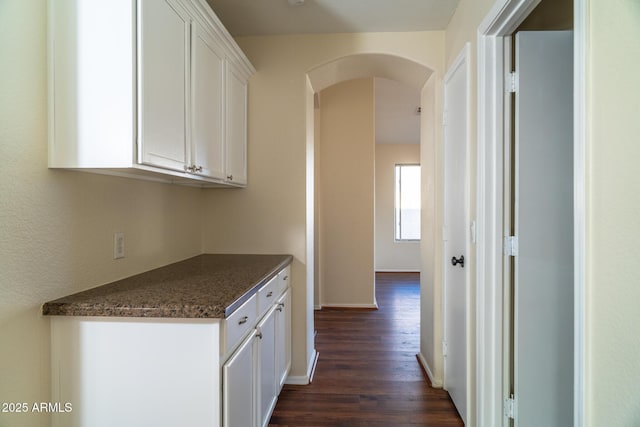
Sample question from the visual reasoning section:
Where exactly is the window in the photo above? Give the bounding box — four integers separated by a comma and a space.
394, 164, 421, 241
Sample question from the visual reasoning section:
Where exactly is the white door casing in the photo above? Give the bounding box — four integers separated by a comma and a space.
476, 1, 586, 426
442, 43, 470, 424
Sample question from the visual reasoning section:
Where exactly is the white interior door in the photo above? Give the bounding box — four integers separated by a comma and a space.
443, 45, 469, 424
513, 30, 573, 427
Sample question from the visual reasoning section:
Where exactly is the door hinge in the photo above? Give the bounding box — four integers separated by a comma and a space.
507, 71, 518, 93
504, 236, 518, 256
442, 341, 448, 358
504, 395, 517, 420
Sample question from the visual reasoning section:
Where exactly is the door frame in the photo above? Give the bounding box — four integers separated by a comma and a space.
475, 0, 586, 426
441, 42, 471, 422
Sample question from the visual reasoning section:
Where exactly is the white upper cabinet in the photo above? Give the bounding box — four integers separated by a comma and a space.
138, 0, 190, 172
48, 0, 254, 188
225, 61, 248, 186
190, 19, 225, 180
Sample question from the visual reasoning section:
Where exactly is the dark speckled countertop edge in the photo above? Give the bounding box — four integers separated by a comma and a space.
42, 254, 293, 319
223, 256, 292, 317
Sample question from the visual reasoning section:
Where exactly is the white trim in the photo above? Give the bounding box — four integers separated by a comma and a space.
475, 1, 543, 426
374, 269, 421, 273
319, 303, 379, 309
477, 1, 586, 425
417, 352, 443, 388
285, 349, 319, 385
573, 0, 587, 425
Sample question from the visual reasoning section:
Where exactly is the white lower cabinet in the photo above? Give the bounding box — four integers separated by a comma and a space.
50, 318, 222, 427
49, 267, 290, 427
257, 307, 278, 427
275, 288, 292, 392
222, 274, 291, 427
223, 328, 258, 427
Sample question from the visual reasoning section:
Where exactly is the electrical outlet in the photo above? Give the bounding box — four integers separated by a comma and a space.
114, 232, 125, 259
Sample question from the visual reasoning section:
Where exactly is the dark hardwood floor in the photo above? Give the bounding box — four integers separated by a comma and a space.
269, 272, 464, 426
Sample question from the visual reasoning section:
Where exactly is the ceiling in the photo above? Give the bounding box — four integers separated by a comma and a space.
205, 0, 460, 36
204, 1, 444, 146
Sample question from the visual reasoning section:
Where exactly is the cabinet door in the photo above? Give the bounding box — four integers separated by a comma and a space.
223, 331, 256, 427
138, 0, 189, 171
257, 307, 277, 427
191, 21, 225, 179
225, 61, 248, 185
275, 289, 291, 391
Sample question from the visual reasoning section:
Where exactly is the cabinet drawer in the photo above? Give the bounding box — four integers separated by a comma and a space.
258, 276, 280, 316
225, 293, 257, 352
278, 266, 290, 291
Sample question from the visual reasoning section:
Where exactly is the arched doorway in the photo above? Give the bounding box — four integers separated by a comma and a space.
304, 53, 443, 385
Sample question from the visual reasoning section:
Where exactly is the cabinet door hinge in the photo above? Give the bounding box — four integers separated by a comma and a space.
507, 71, 518, 93
442, 341, 448, 358
504, 395, 517, 420
504, 235, 518, 257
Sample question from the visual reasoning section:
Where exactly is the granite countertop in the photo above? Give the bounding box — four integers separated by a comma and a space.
42, 254, 293, 319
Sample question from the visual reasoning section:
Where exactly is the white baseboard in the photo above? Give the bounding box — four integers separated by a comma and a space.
314, 305, 322, 310
285, 349, 319, 385
375, 269, 421, 273
417, 352, 443, 388
320, 303, 378, 309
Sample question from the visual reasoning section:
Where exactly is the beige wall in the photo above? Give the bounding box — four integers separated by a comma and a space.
419, 74, 442, 385
0, 1, 204, 426
318, 78, 375, 306
586, 0, 640, 423
202, 32, 444, 378
375, 144, 421, 271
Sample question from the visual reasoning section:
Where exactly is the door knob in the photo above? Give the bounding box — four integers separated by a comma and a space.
451, 255, 465, 268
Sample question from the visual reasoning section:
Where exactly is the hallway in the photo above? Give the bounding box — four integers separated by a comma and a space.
269, 272, 463, 426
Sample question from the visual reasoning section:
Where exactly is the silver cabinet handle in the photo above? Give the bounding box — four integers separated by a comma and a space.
238, 316, 249, 325
227, 174, 233, 181
186, 165, 203, 173
283, 275, 288, 281
267, 291, 273, 298
256, 330, 263, 339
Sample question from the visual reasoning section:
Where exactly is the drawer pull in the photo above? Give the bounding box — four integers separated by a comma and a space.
256, 330, 263, 339
267, 291, 273, 298
238, 316, 249, 325
283, 276, 288, 281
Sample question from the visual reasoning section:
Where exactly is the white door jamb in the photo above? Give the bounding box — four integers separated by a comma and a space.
475, 1, 587, 426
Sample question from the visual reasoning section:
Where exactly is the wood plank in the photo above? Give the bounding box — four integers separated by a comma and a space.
269, 272, 463, 426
